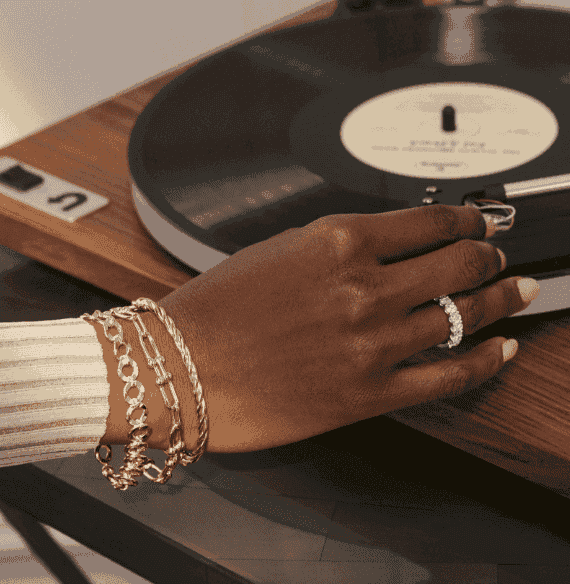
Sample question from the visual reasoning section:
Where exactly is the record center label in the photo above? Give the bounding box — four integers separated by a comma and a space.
340, 83, 558, 179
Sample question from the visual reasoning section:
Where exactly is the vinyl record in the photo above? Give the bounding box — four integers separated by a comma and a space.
127, 3, 570, 314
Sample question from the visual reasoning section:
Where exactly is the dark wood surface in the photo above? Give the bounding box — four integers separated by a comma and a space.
1, 0, 570, 523
0, 464, 253, 584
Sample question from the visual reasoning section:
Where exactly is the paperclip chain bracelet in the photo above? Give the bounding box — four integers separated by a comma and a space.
80, 298, 209, 490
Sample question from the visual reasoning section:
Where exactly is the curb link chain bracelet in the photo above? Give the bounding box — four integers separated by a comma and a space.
80, 297, 209, 491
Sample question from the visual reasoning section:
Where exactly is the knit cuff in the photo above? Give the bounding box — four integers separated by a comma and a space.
0, 317, 110, 468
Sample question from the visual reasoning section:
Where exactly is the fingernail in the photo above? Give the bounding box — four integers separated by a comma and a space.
497, 248, 507, 271
517, 277, 540, 303
502, 338, 518, 362
484, 215, 497, 238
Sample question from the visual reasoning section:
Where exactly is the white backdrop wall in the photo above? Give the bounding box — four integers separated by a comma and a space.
0, 0, 329, 148
0, 0, 567, 149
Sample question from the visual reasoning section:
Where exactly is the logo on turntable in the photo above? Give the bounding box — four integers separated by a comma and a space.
340, 82, 558, 179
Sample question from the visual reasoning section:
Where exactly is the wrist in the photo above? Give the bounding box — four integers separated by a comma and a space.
86, 311, 196, 452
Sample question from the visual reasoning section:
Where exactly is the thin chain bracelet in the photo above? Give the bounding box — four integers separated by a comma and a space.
80, 299, 209, 489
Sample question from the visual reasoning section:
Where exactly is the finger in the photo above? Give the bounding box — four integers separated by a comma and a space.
403, 276, 537, 355
385, 337, 513, 409
368, 204, 489, 263
383, 238, 505, 312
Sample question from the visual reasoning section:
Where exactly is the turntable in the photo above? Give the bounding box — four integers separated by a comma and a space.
127, 0, 570, 317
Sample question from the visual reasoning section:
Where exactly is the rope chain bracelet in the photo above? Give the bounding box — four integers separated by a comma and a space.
80, 298, 209, 491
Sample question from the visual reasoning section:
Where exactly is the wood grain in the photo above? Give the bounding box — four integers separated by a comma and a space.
2, 0, 570, 500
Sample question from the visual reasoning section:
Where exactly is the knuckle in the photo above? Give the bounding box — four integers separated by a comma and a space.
445, 363, 473, 397
453, 239, 492, 287
459, 293, 486, 335
506, 277, 528, 313
336, 274, 379, 328
424, 204, 461, 241
305, 214, 331, 237
329, 226, 363, 264
309, 215, 363, 262
490, 343, 504, 372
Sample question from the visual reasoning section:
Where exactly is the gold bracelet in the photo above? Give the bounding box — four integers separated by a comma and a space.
80, 298, 209, 490
130, 298, 209, 466
81, 309, 156, 490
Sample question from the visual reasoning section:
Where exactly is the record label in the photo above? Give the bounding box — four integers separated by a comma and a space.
340, 82, 559, 179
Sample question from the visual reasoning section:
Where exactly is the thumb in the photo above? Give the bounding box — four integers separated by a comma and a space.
389, 337, 517, 406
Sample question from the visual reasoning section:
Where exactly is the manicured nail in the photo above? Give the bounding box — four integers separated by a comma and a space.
502, 339, 518, 362
517, 277, 540, 303
484, 215, 497, 238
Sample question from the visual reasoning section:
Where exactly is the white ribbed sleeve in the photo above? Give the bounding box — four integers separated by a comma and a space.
0, 317, 110, 468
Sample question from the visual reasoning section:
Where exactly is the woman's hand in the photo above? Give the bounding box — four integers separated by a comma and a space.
158, 205, 536, 453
